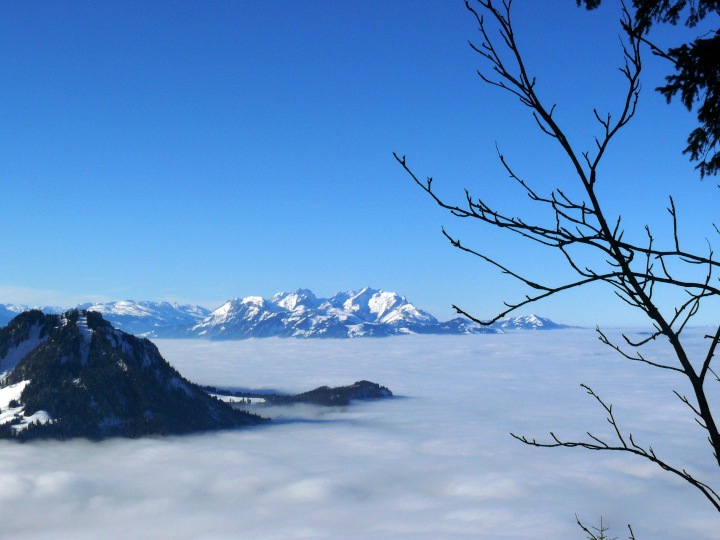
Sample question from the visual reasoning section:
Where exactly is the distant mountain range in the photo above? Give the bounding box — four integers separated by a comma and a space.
0, 301, 211, 336
0, 288, 569, 339
78, 301, 211, 336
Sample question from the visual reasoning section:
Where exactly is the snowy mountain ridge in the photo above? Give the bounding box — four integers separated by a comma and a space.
0, 289, 569, 339
76, 300, 211, 336
190, 287, 445, 339
189, 287, 567, 339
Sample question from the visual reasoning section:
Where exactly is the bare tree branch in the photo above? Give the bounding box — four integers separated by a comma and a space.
396, 0, 720, 520
512, 385, 720, 512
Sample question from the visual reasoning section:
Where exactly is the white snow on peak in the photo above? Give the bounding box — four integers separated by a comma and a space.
380, 303, 437, 325
214, 300, 235, 317
494, 314, 561, 330
339, 288, 420, 324
342, 288, 385, 321
81, 300, 145, 317
367, 291, 404, 320
192, 296, 282, 333
272, 289, 318, 311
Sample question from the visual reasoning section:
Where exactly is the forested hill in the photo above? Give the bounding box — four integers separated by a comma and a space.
0, 310, 264, 440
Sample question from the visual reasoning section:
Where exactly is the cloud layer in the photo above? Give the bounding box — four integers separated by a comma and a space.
0, 330, 717, 539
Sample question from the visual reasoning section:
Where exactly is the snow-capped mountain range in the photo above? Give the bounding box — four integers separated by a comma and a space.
77, 300, 211, 336
0, 288, 569, 339
191, 288, 446, 339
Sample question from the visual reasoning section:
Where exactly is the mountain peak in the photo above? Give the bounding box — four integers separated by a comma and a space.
271, 289, 319, 311
241, 296, 266, 306
495, 314, 569, 330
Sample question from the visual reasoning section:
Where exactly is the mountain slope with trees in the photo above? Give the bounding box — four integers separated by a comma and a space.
0, 310, 264, 440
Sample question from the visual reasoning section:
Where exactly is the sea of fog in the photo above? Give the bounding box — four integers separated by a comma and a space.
1, 330, 719, 539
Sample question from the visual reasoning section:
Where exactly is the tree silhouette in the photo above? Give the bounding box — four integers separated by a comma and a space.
396, 0, 720, 520
580, 0, 720, 178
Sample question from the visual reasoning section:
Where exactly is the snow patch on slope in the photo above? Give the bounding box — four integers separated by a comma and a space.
0, 381, 29, 420
12, 410, 52, 433
0, 380, 53, 432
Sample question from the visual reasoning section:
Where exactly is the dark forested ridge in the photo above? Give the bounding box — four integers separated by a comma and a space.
0, 310, 265, 441
206, 380, 394, 408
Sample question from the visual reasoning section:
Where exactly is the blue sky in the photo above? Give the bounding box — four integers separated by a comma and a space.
1, 1, 717, 326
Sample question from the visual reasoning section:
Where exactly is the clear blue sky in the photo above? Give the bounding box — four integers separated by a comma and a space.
1, 1, 717, 326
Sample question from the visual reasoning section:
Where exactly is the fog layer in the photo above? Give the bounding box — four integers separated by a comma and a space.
1, 331, 718, 539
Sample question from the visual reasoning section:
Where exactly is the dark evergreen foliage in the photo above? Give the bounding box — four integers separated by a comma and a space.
0, 310, 51, 363
283, 380, 392, 406
209, 380, 394, 407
